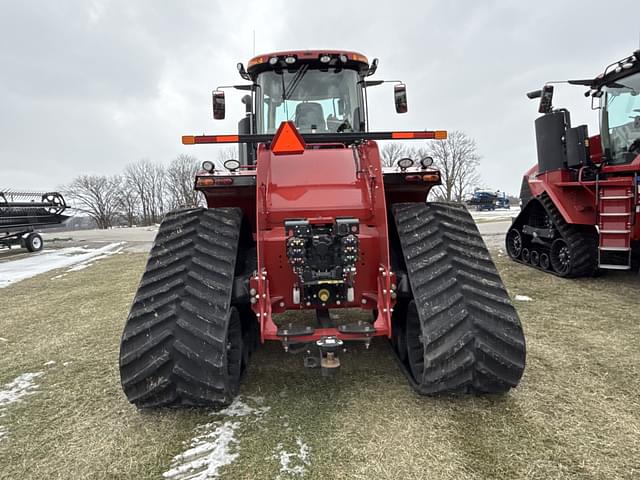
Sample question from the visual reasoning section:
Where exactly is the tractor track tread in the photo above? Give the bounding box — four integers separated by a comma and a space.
391, 202, 526, 394
507, 191, 598, 277
119, 207, 243, 408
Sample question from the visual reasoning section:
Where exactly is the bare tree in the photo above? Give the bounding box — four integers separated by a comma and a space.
124, 159, 166, 225
165, 154, 202, 209
379, 142, 408, 167
216, 146, 239, 167
65, 174, 122, 229
424, 131, 480, 202
117, 182, 139, 227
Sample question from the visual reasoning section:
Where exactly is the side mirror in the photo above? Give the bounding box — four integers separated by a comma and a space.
213, 90, 226, 120
538, 85, 554, 114
394, 84, 408, 114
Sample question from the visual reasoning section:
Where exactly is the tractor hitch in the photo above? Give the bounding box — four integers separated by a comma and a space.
316, 336, 344, 377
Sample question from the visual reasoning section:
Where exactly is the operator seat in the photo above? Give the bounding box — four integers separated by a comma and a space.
295, 102, 326, 132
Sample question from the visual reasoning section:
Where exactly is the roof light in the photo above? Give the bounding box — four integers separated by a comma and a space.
420, 156, 434, 168
269, 56, 279, 65
320, 55, 331, 63
397, 158, 414, 170
339, 54, 348, 63
271, 121, 305, 155
284, 56, 296, 64
224, 159, 241, 172
202, 161, 215, 172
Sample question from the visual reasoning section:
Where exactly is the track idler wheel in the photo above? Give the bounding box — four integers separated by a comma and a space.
521, 248, 530, 264
530, 250, 540, 267
506, 228, 523, 260
540, 253, 550, 270
550, 238, 572, 277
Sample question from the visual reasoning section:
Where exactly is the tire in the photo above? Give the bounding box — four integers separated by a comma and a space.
539, 193, 598, 277
505, 228, 523, 260
25, 233, 43, 252
392, 202, 526, 394
119, 207, 244, 408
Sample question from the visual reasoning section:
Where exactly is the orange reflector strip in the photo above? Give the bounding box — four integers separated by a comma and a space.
182, 135, 195, 145
434, 130, 448, 140
422, 174, 440, 182
351, 53, 369, 64
391, 131, 448, 140
271, 121, 305, 155
195, 135, 240, 144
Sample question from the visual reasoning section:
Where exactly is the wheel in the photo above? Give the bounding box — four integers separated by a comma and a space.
521, 248, 530, 264
41, 193, 66, 215
392, 202, 526, 394
540, 253, 550, 270
24, 233, 43, 252
119, 207, 245, 408
530, 250, 539, 267
505, 228, 523, 259
550, 238, 571, 276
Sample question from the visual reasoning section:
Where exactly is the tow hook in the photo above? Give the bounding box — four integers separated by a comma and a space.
316, 336, 343, 377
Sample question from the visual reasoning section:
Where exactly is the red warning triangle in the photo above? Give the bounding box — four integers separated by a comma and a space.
271, 121, 306, 155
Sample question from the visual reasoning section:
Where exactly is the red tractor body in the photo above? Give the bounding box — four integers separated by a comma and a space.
119, 50, 526, 408
507, 50, 640, 275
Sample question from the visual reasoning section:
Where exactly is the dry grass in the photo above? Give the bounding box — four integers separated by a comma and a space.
0, 252, 639, 479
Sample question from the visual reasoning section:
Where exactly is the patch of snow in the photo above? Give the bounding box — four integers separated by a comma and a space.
274, 437, 311, 478
0, 338, 7, 342
162, 396, 270, 479
43, 360, 56, 367
0, 242, 124, 288
163, 421, 240, 479
515, 294, 533, 302
0, 372, 44, 441
63, 361, 72, 367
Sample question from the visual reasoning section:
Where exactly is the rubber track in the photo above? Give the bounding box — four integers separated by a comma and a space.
119, 207, 242, 408
392, 202, 526, 394
507, 193, 597, 277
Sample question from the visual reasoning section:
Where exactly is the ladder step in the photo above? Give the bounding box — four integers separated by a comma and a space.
599, 212, 631, 217
598, 247, 631, 252
600, 195, 633, 199
600, 230, 631, 234
598, 264, 632, 270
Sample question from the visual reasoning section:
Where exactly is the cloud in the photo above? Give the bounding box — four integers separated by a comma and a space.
1, 0, 639, 193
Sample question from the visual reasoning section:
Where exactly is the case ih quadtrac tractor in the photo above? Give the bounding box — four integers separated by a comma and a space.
119, 50, 526, 408
507, 50, 640, 276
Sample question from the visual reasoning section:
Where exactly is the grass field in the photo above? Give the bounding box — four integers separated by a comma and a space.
0, 252, 639, 479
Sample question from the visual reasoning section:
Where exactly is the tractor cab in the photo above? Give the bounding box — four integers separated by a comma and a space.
211, 50, 407, 165
599, 69, 640, 165
527, 50, 640, 171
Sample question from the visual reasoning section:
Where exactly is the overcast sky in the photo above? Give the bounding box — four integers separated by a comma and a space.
1, 1, 639, 194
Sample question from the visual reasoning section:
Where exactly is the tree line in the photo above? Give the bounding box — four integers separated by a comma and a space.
64, 154, 205, 229
64, 133, 485, 229
380, 130, 481, 202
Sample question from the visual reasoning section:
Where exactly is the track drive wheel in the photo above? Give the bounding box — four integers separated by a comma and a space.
550, 238, 572, 276
119, 207, 245, 408
392, 202, 526, 394
505, 228, 523, 260
24, 233, 43, 252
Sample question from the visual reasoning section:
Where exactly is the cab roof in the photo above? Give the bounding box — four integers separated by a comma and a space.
246, 50, 370, 76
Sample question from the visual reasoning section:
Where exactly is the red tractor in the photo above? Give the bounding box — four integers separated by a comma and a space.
119, 50, 526, 408
507, 50, 640, 276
